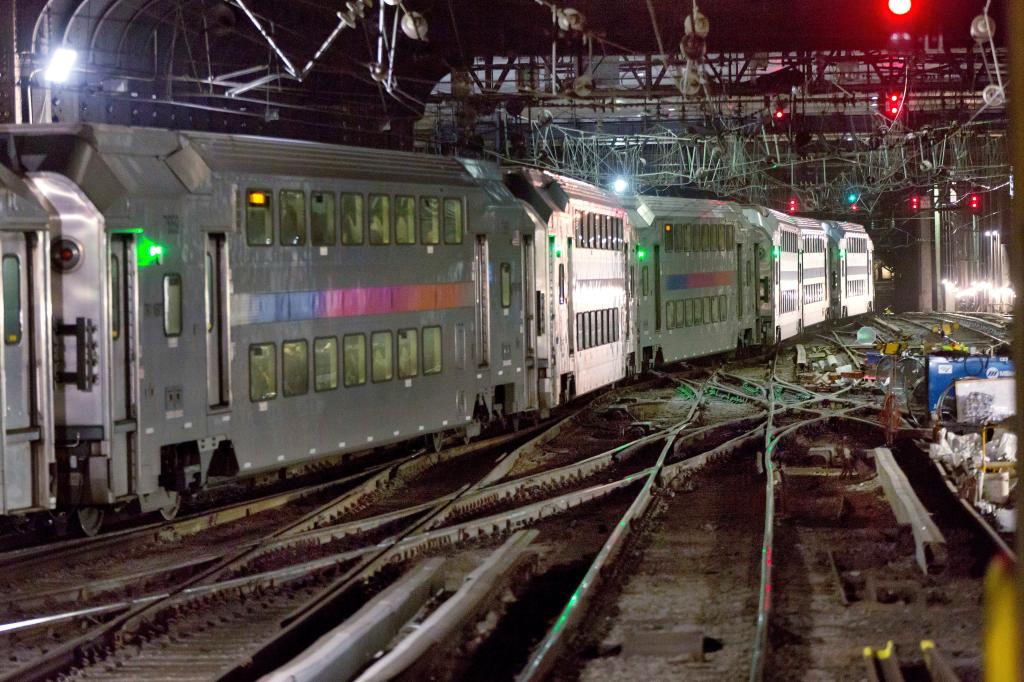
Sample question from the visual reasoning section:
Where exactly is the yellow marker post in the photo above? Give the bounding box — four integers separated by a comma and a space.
984, 554, 1019, 682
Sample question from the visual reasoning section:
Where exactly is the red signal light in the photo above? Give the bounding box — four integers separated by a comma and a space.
967, 193, 982, 213
884, 92, 903, 118
774, 109, 784, 120
909, 195, 921, 211
787, 197, 799, 214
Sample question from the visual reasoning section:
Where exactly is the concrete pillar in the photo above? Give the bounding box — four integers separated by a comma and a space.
918, 207, 934, 312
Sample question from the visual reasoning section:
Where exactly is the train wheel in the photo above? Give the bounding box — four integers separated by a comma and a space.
159, 492, 181, 521
75, 507, 104, 537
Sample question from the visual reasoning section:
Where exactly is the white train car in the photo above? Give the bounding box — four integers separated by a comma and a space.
742, 207, 802, 342
792, 215, 830, 329
507, 170, 632, 408
825, 220, 874, 317
626, 196, 763, 367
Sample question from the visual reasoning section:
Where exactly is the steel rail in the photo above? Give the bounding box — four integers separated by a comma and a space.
749, 354, 778, 682
515, 374, 712, 681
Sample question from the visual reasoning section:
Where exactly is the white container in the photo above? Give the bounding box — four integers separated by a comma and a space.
982, 471, 1011, 504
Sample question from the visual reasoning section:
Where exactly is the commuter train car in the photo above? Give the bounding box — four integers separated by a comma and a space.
0, 122, 875, 534
825, 220, 874, 318
506, 169, 632, 408
793, 215, 830, 329
741, 207, 803, 342
0, 168, 53, 515
626, 196, 766, 367
1, 123, 533, 533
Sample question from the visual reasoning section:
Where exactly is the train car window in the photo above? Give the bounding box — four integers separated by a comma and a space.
616, 218, 623, 248
369, 195, 391, 245
613, 309, 618, 340
719, 225, 726, 251
574, 212, 584, 243
163, 273, 182, 337
719, 295, 728, 318
420, 197, 440, 244
576, 314, 584, 350
204, 253, 214, 332
666, 302, 675, 329
703, 296, 711, 324
398, 329, 418, 379
311, 191, 337, 246
585, 214, 593, 248
246, 189, 273, 246
249, 343, 277, 401
422, 326, 442, 375
343, 334, 367, 387
314, 337, 339, 392
2, 256, 20, 344
341, 193, 365, 245
678, 225, 687, 252
396, 196, 416, 244
641, 266, 649, 296
500, 263, 512, 308
536, 292, 545, 334
371, 331, 393, 382
691, 298, 701, 325
443, 198, 464, 244
664, 224, 673, 252
280, 190, 307, 246
282, 340, 309, 397
684, 299, 693, 327
110, 255, 121, 339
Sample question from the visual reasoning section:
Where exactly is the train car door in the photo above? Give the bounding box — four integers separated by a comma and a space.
0, 232, 47, 512
205, 234, 230, 409
108, 234, 137, 499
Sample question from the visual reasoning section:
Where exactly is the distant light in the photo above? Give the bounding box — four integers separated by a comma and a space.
774, 109, 784, 120
44, 47, 77, 84
149, 245, 164, 258
248, 191, 268, 206
847, 191, 859, 204
888, 0, 911, 16
612, 177, 628, 194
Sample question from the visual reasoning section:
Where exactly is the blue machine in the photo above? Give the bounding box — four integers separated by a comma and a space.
927, 354, 1014, 412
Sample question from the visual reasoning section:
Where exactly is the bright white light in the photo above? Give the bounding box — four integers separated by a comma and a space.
44, 47, 77, 84
888, 0, 911, 16
612, 177, 628, 194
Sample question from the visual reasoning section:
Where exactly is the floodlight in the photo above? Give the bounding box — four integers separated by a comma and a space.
44, 47, 77, 84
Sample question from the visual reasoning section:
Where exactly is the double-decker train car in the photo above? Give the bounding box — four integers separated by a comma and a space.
0, 123, 874, 534
826, 220, 874, 318
2, 124, 535, 533
0, 168, 53, 516
626, 196, 767, 367
506, 169, 632, 407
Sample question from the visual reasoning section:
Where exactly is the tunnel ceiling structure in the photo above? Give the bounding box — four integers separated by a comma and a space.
0, 0, 1012, 256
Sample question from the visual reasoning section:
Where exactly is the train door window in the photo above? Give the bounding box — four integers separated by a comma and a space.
282, 340, 309, 397
641, 266, 649, 296
396, 329, 418, 379
443, 198, 464, 244
558, 263, 566, 304
110, 254, 121, 339
341, 193, 365, 245
280, 190, 307, 246
395, 196, 416, 244
420, 197, 440, 244
369, 195, 391, 245
684, 299, 693, 327
536, 292, 545, 334
314, 336, 339, 392
249, 343, 277, 401
204, 252, 217, 333
422, 326, 442, 375
246, 189, 273, 246
371, 331, 393, 382
343, 334, 367, 387
500, 263, 512, 308
2, 255, 20, 344
311, 191, 337, 246
163, 273, 182, 337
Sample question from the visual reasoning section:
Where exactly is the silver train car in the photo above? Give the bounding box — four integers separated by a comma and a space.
0, 123, 873, 533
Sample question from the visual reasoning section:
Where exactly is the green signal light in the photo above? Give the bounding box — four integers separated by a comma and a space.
137, 235, 167, 268
839, 248, 847, 259
847, 192, 859, 204
636, 247, 647, 261
772, 246, 781, 258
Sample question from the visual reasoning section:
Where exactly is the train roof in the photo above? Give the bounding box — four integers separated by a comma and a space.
0, 123, 496, 210
0, 165, 49, 229
625, 195, 746, 232
504, 167, 623, 223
